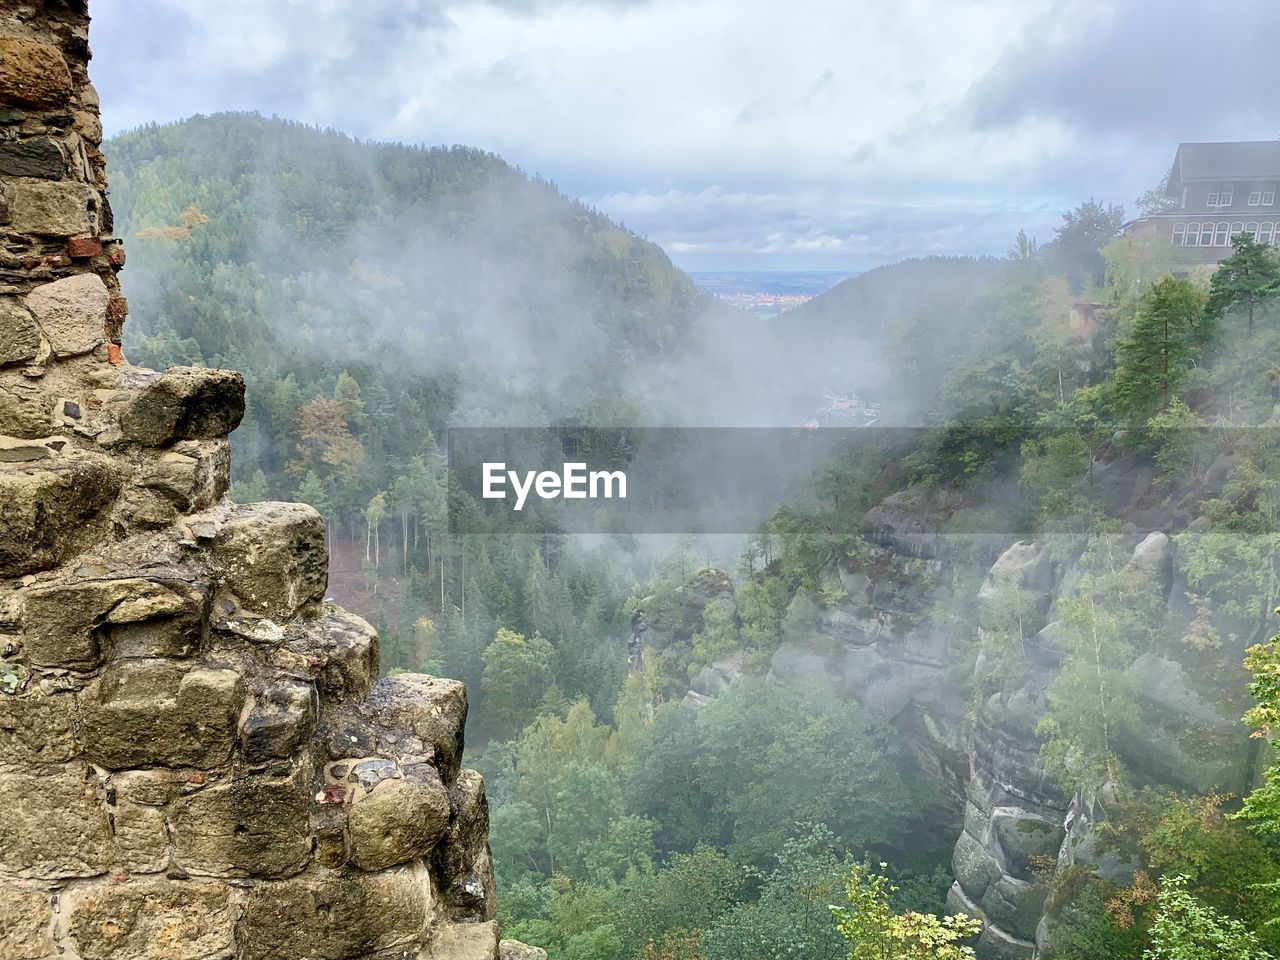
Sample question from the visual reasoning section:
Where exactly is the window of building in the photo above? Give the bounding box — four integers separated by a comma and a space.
1185, 223, 1201, 245
1206, 191, 1220, 206
1215, 222, 1230, 245
1246, 221, 1259, 239
1249, 191, 1262, 206
1231, 221, 1245, 241
1172, 223, 1185, 245
1261, 223, 1276, 245
1264, 190, 1276, 206
1220, 189, 1234, 206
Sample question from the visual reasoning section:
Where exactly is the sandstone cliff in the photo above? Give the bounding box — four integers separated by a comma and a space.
0, 3, 507, 957
639, 496, 1263, 959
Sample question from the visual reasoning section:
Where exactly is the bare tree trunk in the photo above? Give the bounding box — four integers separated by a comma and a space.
401, 511, 409, 574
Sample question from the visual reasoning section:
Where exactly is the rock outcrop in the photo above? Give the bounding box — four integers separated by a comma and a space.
638, 507, 1260, 959
0, 4, 499, 957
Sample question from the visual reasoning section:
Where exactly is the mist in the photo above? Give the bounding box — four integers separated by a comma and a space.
88, 4, 1280, 958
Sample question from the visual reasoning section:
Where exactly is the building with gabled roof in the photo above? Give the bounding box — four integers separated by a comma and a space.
1123, 140, 1280, 265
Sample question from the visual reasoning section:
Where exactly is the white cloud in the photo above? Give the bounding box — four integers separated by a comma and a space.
88, 0, 1277, 269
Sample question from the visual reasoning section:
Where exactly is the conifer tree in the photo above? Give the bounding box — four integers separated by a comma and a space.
1113, 277, 1206, 423
1206, 234, 1280, 337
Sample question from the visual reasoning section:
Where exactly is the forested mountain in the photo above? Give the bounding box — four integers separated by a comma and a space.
781, 254, 1004, 345
109, 112, 707, 429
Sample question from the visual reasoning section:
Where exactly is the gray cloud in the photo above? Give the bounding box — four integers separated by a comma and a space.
967, 0, 1280, 140
87, 0, 1278, 271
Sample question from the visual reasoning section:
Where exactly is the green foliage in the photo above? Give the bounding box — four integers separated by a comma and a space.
831, 861, 981, 960
1145, 399, 1204, 485
1049, 882, 1144, 960
1143, 876, 1272, 960
1020, 430, 1093, 525
1205, 234, 1280, 337
694, 681, 916, 867
687, 602, 738, 677
481, 628, 555, 739
1241, 629, 1280, 838
701, 827, 852, 960
1038, 539, 1165, 792
1103, 231, 1175, 315
1047, 198, 1126, 292
1102, 791, 1280, 946
126, 135, 1280, 960
1112, 277, 1207, 428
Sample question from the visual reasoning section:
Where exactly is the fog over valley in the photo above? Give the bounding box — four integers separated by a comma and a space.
6, 2, 1275, 959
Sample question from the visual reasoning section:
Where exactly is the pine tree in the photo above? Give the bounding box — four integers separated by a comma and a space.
1113, 277, 1207, 424
1205, 233, 1280, 337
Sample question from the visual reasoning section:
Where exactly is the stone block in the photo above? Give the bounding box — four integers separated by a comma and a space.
990, 808, 1063, 878
953, 829, 1002, 901
80, 661, 241, 769
240, 681, 315, 763
170, 774, 310, 879
0, 884, 53, 959
0, 299, 43, 367
0, 453, 118, 577
0, 375, 54, 439
22, 577, 206, 670
102, 580, 209, 659
0, 39, 72, 109
0, 137, 63, 179
113, 769, 174, 806
348, 764, 452, 871
0, 436, 67, 463
73, 110, 102, 144
0, 690, 76, 764
111, 796, 169, 873
0, 764, 113, 881
980, 874, 1048, 943
108, 770, 174, 872
68, 234, 102, 258
119, 367, 245, 447
284, 606, 378, 701
0, 376, 54, 439
8, 180, 99, 237
25, 272, 108, 357
426, 921, 499, 960
500, 941, 548, 960
140, 440, 230, 512
236, 865, 431, 960
976, 922, 1035, 960
64, 879, 233, 960
432, 769, 495, 921
208, 502, 327, 619
322, 674, 468, 783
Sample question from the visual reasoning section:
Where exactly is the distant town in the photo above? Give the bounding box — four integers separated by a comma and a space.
688, 270, 855, 318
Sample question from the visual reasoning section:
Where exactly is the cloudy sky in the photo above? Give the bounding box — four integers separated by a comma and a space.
89, 0, 1279, 271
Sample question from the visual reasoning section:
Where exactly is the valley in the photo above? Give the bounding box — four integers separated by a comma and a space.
110, 114, 1280, 960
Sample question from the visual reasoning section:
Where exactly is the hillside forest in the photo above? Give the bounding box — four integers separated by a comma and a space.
114, 113, 1280, 960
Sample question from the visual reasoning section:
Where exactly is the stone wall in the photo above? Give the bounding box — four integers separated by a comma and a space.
0, 3, 500, 958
